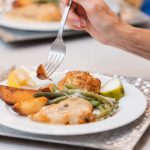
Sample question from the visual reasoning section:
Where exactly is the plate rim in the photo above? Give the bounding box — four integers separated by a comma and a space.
0, 15, 70, 31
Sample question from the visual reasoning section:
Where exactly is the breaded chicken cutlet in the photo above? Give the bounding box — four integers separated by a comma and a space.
58, 71, 101, 93
29, 97, 95, 125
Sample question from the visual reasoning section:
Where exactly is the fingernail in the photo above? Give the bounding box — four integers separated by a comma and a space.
73, 22, 81, 28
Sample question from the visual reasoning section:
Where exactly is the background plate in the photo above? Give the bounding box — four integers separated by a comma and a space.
0, 17, 70, 31
0, 0, 119, 31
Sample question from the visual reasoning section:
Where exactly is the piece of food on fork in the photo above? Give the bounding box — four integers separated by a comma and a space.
37, 64, 48, 80
36, 0, 72, 80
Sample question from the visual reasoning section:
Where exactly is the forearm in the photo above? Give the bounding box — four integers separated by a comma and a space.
111, 23, 150, 60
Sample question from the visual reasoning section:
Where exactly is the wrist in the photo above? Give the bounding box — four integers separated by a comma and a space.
109, 20, 137, 47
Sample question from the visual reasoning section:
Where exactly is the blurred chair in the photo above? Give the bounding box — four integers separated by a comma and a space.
141, 0, 150, 15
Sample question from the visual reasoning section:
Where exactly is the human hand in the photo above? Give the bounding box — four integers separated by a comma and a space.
60, 0, 125, 45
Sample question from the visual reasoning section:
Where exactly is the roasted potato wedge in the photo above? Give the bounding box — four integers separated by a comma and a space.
13, 97, 48, 116
0, 85, 37, 105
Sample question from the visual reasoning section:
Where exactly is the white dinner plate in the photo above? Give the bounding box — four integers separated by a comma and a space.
0, 15, 70, 31
0, 71, 147, 136
0, 0, 119, 31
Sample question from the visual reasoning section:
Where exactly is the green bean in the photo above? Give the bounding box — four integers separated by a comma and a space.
48, 96, 69, 104
78, 94, 95, 101
33, 92, 65, 99
101, 102, 119, 118
62, 89, 79, 95
97, 110, 109, 119
62, 89, 115, 107
96, 105, 110, 119
114, 103, 119, 109
103, 103, 111, 109
98, 105, 105, 111
77, 95, 100, 106
87, 91, 115, 106
64, 84, 77, 89
95, 102, 117, 119
90, 100, 100, 107
80, 91, 115, 106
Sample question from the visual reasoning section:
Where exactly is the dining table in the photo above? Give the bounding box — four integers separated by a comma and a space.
0, 35, 149, 150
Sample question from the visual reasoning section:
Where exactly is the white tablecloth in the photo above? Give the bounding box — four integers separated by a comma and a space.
0, 36, 149, 150
0, 37, 150, 78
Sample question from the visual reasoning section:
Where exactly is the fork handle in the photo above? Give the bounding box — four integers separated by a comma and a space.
57, 0, 72, 38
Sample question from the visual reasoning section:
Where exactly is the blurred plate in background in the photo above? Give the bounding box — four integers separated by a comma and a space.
0, 0, 119, 31
0, 0, 150, 42
0, 17, 70, 31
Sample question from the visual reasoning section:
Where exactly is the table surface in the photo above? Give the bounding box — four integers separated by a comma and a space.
0, 36, 149, 150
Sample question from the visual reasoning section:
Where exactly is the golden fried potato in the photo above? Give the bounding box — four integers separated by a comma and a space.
0, 85, 37, 105
37, 64, 48, 80
13, 97, 48, 116
58, 71, 101, 93
29, 98, 95, 125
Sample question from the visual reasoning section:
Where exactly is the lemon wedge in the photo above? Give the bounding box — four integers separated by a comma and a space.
100, 78, 125, 101
7, 68, 36, 88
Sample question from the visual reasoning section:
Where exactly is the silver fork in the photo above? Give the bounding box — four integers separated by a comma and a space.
44, 0, 72, 78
